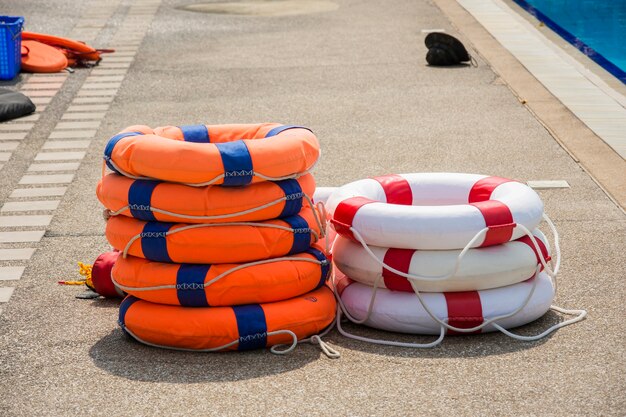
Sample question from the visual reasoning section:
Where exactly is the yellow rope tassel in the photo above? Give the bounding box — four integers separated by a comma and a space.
58, 262, 94, 290
59, 280, 87, 285
78, 262, 94, 288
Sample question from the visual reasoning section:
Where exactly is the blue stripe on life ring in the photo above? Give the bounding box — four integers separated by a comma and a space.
282, 214, 311, 255
118, 295, 140, 335
140, 221, 175, 262
264, 125, 311, 138
176, 264, 210, 307
128, 179, 161, 221
179, 125, 210, 143
233, 304, 267, 351
104, 131, 143, 173
276, 179, 304, 218
215, 141, 253, 186
304, 247, 330, 289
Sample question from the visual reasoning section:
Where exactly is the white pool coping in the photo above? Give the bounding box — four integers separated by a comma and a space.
457, 0, 626, 159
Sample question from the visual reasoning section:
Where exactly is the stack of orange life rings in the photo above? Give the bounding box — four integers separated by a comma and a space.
97, 123, 337, 354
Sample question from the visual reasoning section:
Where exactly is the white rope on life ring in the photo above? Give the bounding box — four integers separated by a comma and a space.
333, 229, 551, 293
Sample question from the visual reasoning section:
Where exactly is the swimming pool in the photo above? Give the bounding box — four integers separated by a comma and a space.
513, 0, 626, 83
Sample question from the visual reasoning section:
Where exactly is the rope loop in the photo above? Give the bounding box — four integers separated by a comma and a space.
349, 217, 558, 284
121, 221, 320, 259
315, 201, 333, 254
492, 306, 587, 341
309, 335, 341, 359
123, 326, 341, 357
333, 210, 586, 346
112, 255, 326, 293
268, 330, 298, 355
335, 305, 446, 348
269, 323, 340, 358
303, 194, 325, 238
104, 157, 315, 188
107, 192, 318, 223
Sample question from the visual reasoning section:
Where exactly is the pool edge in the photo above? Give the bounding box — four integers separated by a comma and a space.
432, 0, 626, 211
512, 0, 626, 85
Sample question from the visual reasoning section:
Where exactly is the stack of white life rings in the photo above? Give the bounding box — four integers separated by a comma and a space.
319, 173, 586, 348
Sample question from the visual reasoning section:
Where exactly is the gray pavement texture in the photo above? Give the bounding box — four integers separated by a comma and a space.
1, 0, 625, 416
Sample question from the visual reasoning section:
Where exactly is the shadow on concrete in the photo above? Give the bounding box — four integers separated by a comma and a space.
0, 74, 22, 87
89, 329, 321, 382
425, 63, 472, 69
88, 298, 122, 309
326, 310, 562, 358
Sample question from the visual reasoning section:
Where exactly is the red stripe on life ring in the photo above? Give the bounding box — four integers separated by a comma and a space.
517, 235, 551, 269
382, 248, 415, 291
444, 291, 483, 335
470, 200, 515, 247
373, 174, 413, 205
331, 197, 376, 241
468, 176, 514, 203
334, 273, 354, 296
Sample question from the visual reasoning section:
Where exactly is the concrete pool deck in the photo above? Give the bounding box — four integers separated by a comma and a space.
0, 0, 624, 415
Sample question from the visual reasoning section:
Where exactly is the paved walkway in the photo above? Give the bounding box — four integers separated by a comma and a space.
0, 0, 624, 415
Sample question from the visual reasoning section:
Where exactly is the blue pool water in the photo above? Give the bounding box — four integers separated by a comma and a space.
514, 0, 626, 83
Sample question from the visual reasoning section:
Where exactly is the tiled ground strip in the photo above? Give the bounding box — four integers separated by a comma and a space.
0, 0, 161, 314
0, 73, 69, 173
457, 0, 626, 158
0, 73, 68, 309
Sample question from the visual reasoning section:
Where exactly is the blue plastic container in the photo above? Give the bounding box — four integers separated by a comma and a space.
0, 16, 24, 80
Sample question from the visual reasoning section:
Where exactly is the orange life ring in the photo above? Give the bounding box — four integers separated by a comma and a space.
119, 286, 337, 351
105, 206, 323, 264
112, 245, 330, 306
96, 172, 316, 223
103, 123, 320, 186
20, 40, 68, 73
21, 31, 111, 63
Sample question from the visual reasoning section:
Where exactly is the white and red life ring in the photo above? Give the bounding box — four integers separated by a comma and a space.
333, 230, 550, 292
326, 173, 544, 250
312, 186, 337, 205
335, 271, 554, 335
